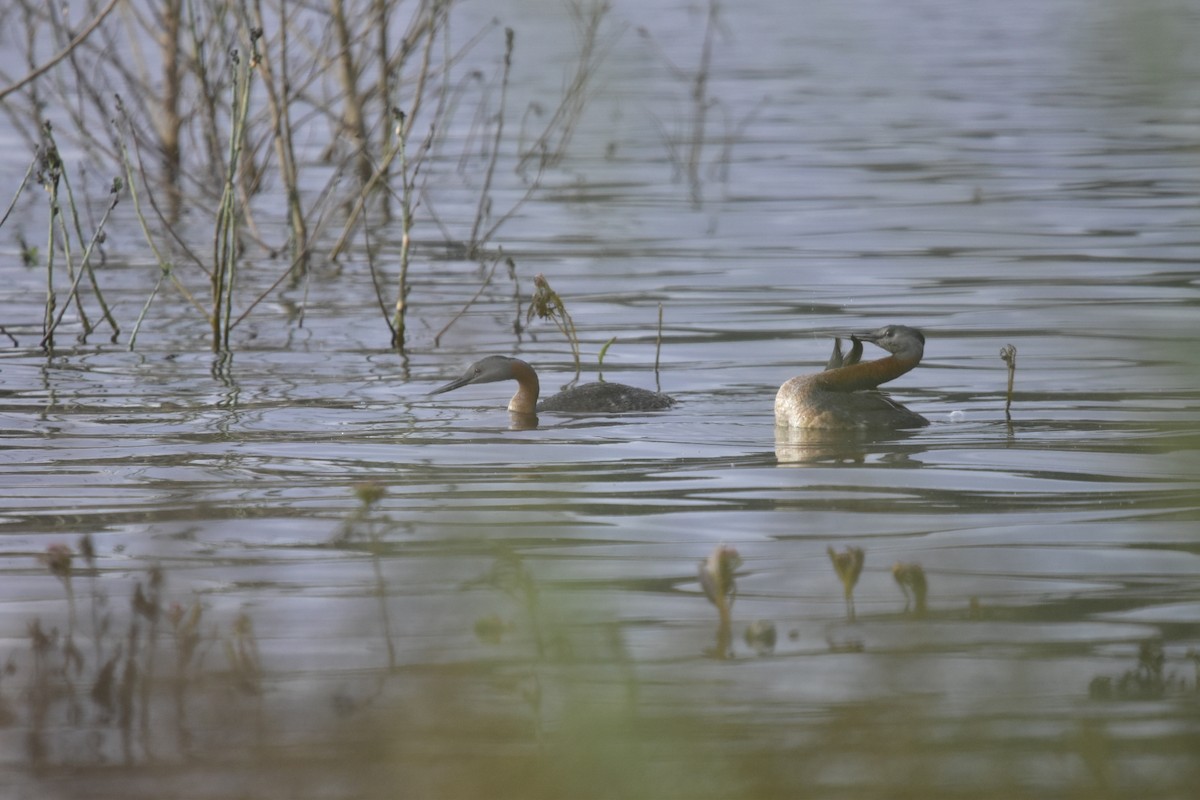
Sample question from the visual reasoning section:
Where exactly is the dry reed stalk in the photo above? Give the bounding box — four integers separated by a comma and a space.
249, 0, 309, 269
392, 109, 414, 348
114, 95, 209, 349
157, 0, 185, 217
212, 33, 259, 351
0, 0, 121, 102
1001, 345, 1017, 418
329, 0, 372, 185
467, 28, 514, 256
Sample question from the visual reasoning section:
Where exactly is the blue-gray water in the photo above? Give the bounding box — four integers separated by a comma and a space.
1, 0, 1198, 797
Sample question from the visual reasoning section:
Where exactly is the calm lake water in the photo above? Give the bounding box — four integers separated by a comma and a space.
2, 0, 1199, 797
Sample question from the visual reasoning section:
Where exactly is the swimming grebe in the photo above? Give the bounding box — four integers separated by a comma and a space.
429, 355, 675, 415
775, 325, 929, 429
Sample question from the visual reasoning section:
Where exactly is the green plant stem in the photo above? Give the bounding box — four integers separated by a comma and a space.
41, 183, 121, 349
213, 37, 256, 351
655, 303, 664, 387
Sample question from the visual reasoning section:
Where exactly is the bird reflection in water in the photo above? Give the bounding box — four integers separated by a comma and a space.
828, 545, 865, 622
699, 545, 741, 659
892, 561, 928, 616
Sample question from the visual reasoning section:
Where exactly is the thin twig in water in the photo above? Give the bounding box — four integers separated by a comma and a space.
655, 303, 664, 389
1001, 344, 1017, 420
0, 0, 122, 102
41, 180, 122, 349
434, 254, 511, 347
467, 28, 514, 257
392, 108, 414, 349
0, 155, 38, 232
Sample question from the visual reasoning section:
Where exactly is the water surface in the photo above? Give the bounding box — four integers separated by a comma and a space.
1, 0, 1199, 797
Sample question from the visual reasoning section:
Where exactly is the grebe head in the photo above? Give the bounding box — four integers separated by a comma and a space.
856, 325, 925, 361
429, 355, 521, 396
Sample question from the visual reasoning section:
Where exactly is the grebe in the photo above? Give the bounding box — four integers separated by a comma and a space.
775, 325, 929, 429
429, 355, 675, 415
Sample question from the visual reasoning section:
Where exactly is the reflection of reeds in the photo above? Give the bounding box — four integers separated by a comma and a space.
699, 545, 742, 658
1087, 639, 1198, 701
224, 612, 263, 696
470, 550, 549, 741
20, 540, 267, 766
891, 561, 928, 616
167, 599, 204, 754
828, 546, 865, 621
699, 545, 742, 628
335, 482, 398, 670
132, 566, 164, 758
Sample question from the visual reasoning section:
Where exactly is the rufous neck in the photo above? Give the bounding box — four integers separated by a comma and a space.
506, 358, 541, 415
816, 354, 919, 392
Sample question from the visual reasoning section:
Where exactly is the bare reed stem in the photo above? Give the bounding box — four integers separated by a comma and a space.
1001, 344, 1017, 420
655, 303, 664, 389
250, 0, 309, 269
212, 32, 260, 351
41, 180, 122, 349
113, 94, 215, 348
467, 28, 514, 257
45, 124, 121, 340
0, 0, 121, 102
329, 0, 372, 185
392, 109, 413, 349
40, 143, 60, 350
685, 0, 719, 207
433, 253, 508, 348
158, 0, 185, 216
